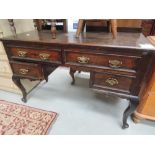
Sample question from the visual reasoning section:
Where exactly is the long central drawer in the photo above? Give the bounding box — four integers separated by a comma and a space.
64, 49, 142, 71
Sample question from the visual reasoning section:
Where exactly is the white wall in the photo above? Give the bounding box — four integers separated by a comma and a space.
0, 19, 80, 36
0, 19, 12, 36
14, 19, 35, 34
0, 19, 35, 37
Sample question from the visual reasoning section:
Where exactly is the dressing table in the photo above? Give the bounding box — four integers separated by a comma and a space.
1, 30, 155, 129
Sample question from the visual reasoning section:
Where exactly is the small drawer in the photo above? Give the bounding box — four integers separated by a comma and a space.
65, 51, 140, 70
10, 47, 62, 63
90, 72, 135, 93
11, 61, 44, 79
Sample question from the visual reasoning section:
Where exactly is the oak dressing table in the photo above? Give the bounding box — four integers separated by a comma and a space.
1, 30, 155, 129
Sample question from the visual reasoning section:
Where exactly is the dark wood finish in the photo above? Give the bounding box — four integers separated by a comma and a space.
142, 20, 155, 36
64, 49, 141, 71
69, 68, 76, 85
1, 31, 155, 129
10, 47, 62, 64
123, 99, 139, 129
12, 76, 27, 102
10, 61, 44, 79
1, 31, 151, 47
90, 72, 135, 94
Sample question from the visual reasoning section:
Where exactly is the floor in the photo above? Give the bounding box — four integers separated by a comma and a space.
0, 67, 155, 135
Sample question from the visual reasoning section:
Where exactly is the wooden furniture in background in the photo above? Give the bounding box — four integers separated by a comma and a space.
33, 19, 67, 31
142, 20, 155, 36
33, 19, 67, 39
133, 36, 155, 123
86, 19, 155, 36
1, 31, 155, 129
86, 19, 142, 33
8, 19, 16, 36
76, 19, 117, 38
117, 19, 142, 27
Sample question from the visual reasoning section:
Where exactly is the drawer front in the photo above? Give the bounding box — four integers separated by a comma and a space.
11, 62, 44, 79
90, 72, 135, 93
10, 47, 61, 63
65, 51, 140, 70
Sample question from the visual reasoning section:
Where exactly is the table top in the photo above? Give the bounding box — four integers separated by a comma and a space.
1, 30, 155, 50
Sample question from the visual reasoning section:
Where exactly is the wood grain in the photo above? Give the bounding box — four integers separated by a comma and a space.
1, 31, 155, 128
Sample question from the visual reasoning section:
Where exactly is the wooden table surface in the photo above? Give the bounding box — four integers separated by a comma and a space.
2, 31, 155, 50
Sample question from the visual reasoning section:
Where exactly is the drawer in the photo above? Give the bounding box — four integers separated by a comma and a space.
10, 47, 62, 64
65, 51, 140, 70
90, 72, 135, 94
11, 61, 44, 79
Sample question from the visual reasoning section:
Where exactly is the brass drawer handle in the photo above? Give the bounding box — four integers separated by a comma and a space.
109, 60, 122, 68
77, 56, 90, 64
105, 78, 119, 86
19, 68, 29, 75
18, 51, 27, 57
39, 53, 50, 60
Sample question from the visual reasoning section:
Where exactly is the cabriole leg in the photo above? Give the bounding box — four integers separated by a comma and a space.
12, 76, 27, 103
122, 99, 139, 129
69, 68, 76, 85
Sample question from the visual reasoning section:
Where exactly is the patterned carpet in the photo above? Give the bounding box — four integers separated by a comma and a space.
0, 100, 57, 135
